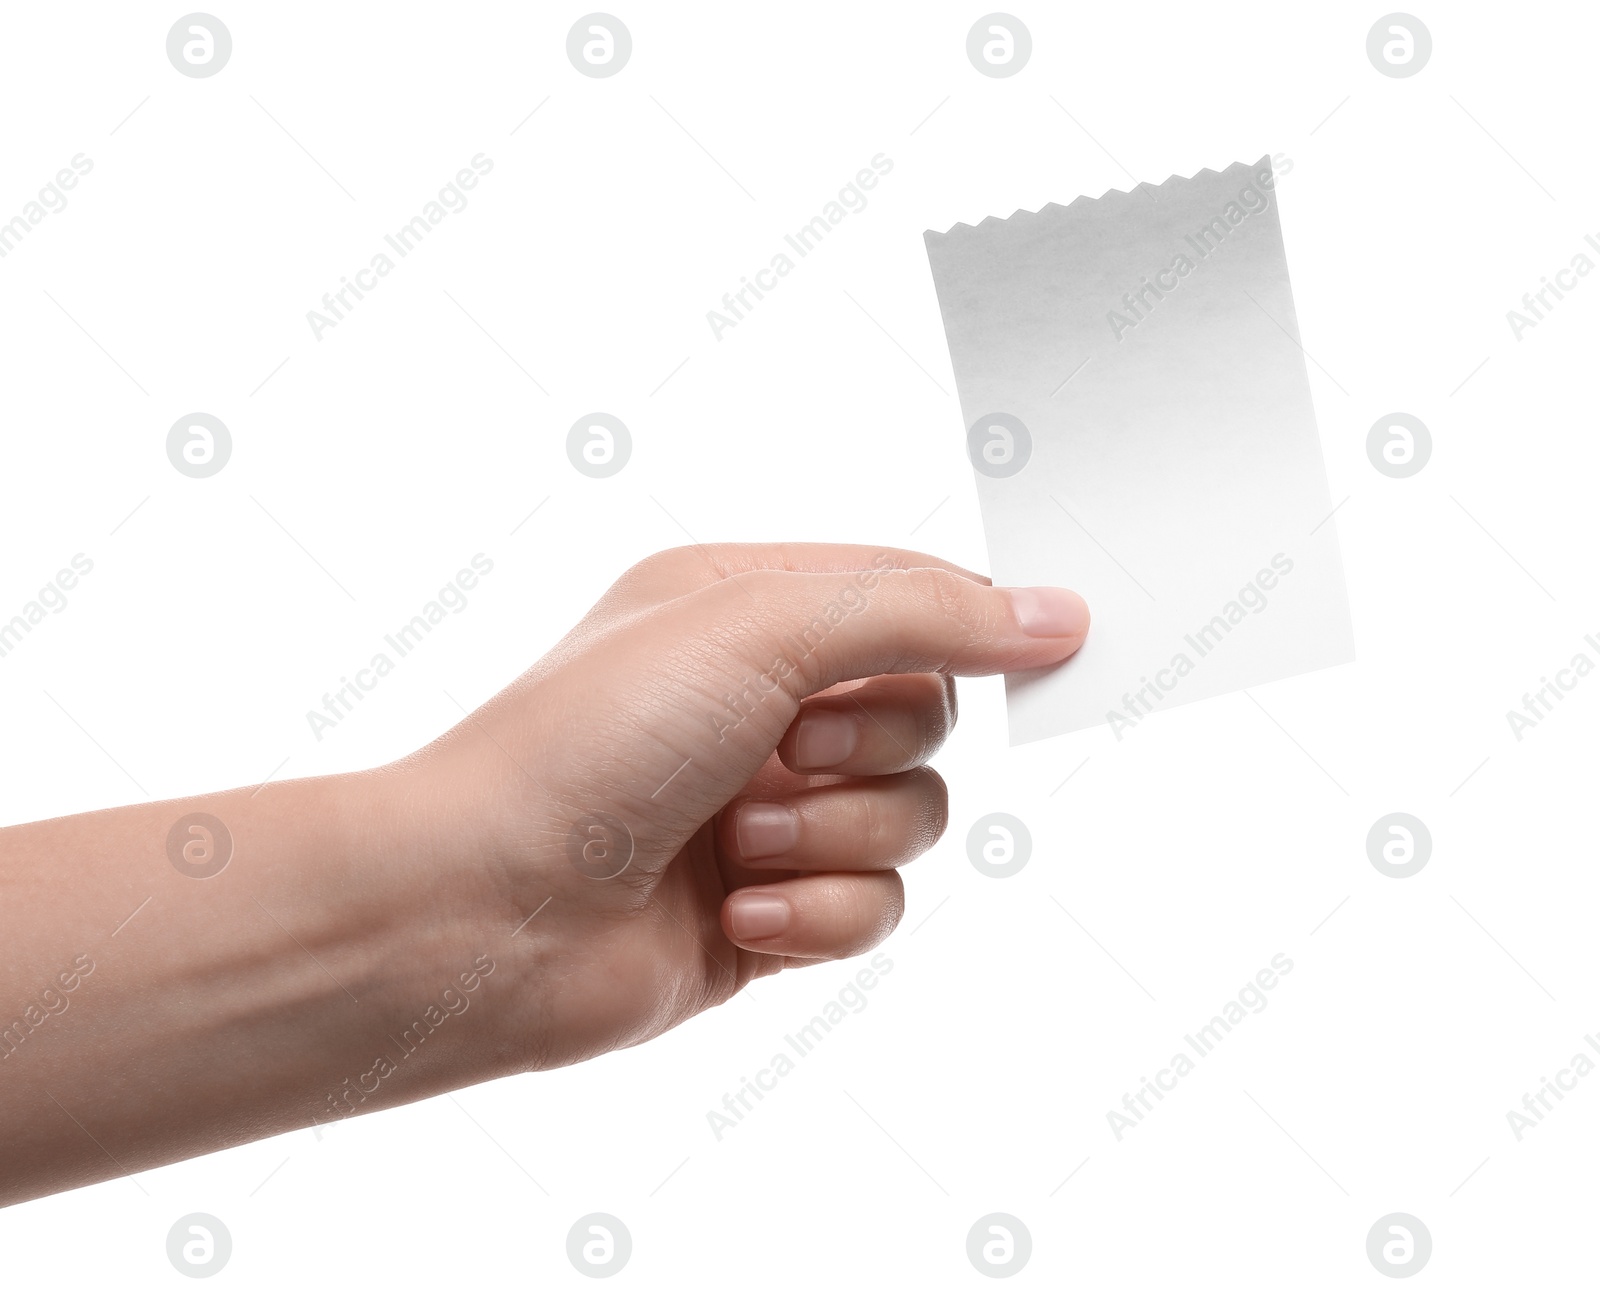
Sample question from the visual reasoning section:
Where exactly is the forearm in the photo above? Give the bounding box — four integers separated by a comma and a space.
0, 763, 517, 1205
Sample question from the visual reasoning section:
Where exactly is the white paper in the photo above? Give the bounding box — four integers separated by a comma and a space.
924, 157, 1354, 744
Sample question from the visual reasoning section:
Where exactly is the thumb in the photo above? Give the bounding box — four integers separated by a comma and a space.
686, 565, 1090, 702
538, 566, 1088, 881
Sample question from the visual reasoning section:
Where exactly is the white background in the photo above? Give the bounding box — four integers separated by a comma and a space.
1, 0, 1597, 1285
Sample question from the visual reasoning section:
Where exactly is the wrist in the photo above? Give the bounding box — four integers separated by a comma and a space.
361, 746, 564, 1079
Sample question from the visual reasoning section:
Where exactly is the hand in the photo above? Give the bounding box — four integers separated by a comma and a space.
0, 542, 1087, 1203
422, 543, 1090, 1070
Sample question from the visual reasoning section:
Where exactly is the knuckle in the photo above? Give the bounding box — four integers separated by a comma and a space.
905, 566, 979, 635
740, 569, 830, 692
819, 873, 903, 958
910, 676, 955, 759
918, 766, 951, 849
874, 873, 906, 938
857, 785, 884, 863
941, 671, 959, 725
629, 546, 698, 583
604, 549, 682, 605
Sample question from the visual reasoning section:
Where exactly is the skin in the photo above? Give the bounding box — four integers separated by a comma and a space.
0, 543, 1088, 1206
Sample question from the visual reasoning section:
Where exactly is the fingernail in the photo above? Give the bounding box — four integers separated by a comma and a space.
729, 892, 790, 941
793, 710, 858, 769
736, 802, 800, 859
1008, 587, 1090, 638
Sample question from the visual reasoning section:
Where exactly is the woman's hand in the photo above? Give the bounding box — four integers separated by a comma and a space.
420, 542, 1090, 1070
0, 542, 1086, 1204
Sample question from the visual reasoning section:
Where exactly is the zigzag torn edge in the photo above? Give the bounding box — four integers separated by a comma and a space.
924, 156, 1270, 240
